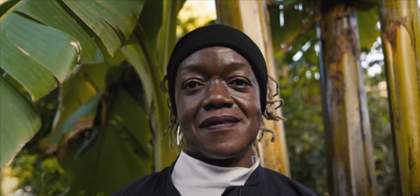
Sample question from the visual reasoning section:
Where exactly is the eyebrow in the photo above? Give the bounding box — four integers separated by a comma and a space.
177, 64, 204, 76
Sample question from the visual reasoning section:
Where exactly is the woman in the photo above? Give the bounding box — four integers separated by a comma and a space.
115, 24, 316, 196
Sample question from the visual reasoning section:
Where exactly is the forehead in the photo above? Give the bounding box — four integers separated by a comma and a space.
177, 46, 253, 75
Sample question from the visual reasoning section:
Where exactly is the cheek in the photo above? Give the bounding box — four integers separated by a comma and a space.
175, 94, 200, 130
176, 97, 203, 150
232, 92, 262, 139
238, 89, 261, 118
244, 90, 263, 131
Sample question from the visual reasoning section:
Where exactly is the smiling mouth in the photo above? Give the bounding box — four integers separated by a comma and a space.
199, 115, 240, 130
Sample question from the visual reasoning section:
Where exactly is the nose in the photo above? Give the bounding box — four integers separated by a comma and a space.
202, 80, 234, 111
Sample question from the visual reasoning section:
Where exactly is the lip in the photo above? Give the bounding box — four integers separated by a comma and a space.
199, 115, 240, 130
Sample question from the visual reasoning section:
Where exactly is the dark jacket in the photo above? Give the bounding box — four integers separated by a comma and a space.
114, 165, 317, 196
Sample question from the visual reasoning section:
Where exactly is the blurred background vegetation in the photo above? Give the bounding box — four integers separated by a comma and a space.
2, 0, 418, 195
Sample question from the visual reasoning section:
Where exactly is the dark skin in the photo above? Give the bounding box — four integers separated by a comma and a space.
174, 46, 262, 168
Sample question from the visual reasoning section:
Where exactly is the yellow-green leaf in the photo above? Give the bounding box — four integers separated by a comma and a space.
16, 0, 102, 64
0, 78, 41, 167
62, 0, 145, 56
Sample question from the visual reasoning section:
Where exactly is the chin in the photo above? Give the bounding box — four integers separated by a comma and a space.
202, 141, 252, 160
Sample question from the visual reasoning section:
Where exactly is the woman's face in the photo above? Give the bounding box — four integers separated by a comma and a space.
174, 46, 262, 163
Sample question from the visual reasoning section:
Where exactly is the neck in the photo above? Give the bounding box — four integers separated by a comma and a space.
184, 146, 255, 168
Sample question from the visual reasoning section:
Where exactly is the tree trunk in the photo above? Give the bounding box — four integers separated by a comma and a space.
215, 0, 290, 175
380, 0, 420, 195
320, 4, 377, 196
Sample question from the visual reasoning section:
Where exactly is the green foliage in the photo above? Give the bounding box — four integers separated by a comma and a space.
15, 0, 101, 64
279, 62, 327, 193
268, 2, 327, 193
0, 0, 145, 170
61, 82, 153, 195
0, 3, 77, 100
1, 0, 183, 194
62, 0, 145, 57
357, 7, 380, 51
122, 41, 155, 107
368, 80, 398, 196
45, 63, 107, 147
0, 78, 41, 167
269, 1, 396, 194
130, 0, 185, 169
10, 151, 71, 195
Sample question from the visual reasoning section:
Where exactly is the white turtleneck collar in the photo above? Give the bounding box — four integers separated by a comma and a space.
171, 151, 260, 196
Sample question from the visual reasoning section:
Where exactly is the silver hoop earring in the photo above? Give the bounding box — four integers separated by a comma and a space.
257, 129, 264, 142
176, 125, 183, 146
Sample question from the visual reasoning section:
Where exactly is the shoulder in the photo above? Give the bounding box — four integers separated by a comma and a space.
113, 167, 172, 196
259, 167, 317, 196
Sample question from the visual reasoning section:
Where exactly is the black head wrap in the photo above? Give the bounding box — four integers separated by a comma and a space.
167, 24, 268, 116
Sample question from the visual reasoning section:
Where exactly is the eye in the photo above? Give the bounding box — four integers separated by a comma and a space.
229, 77, 251, 88
182, 79, 204, 90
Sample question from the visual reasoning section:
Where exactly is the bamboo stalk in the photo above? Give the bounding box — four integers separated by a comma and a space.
320, 4, 376, 196
215, 0, 290, 175
380, 1, 420, 195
